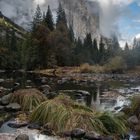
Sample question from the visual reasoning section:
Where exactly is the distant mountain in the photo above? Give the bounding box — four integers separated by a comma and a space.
0, 0, 100, 39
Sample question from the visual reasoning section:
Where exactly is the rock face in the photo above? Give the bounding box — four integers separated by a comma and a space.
0, 0, 100, 39
60, 0, 100, 39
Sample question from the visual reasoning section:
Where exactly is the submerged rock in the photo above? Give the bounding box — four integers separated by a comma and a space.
1, 94, 11, 106
15, 134, 29, 140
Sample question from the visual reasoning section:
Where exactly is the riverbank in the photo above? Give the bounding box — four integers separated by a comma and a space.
0, 70, 139, 139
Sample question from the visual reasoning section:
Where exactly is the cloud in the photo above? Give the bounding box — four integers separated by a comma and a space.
87, 0, 135, 38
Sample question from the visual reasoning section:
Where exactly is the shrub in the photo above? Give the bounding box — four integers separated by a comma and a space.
105, 56, 127, 72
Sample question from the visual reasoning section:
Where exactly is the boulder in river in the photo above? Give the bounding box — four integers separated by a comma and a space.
15, 134, 29, 140
0, 94, 11, 106
128, 115, 139, 125
5, 103, 21, 112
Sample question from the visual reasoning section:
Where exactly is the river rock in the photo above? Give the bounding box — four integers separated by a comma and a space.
28, 123, 42, 130
1, 94, 11, 105
8, 121, 28, 128
39, 85, 51, 91
41, 77, 48, 84
46, 92, 58, 99
71, 128, 86, 138
128, 115, 139, 125
83, 131, 103, 140
75, 90, 90, 96
114, 106, 121, 110
0, 79, 5, 83
15, 134, 29, 140
5, 103, 21, 111
0, 105, 5, 111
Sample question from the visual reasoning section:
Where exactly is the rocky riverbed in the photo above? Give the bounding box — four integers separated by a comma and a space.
0, 71, 139, 139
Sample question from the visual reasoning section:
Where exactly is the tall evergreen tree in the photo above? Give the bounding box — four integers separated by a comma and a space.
124, 42, 129, 51
68, 25, 74, 42
92, 39, 99, 63
99, 37, 106, 64
32, 5, 42, 32
56, 2, 67, 27
45, 5, 54, 31
84, 33, 92, 48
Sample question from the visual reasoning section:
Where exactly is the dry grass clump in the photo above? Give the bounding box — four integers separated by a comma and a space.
10, 88, 47, 111
30, 95, 128, 135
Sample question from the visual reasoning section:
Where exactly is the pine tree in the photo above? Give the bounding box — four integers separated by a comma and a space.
99, 37, 106, 64
10, 30, 17, 51
32, 5, 42, 32
45, 5, 54, 31
92, 39, 99, 63
84, 33, 92, 48
56, 2, 67, 27
68, 25, 74, 42
124, 42, 129, 51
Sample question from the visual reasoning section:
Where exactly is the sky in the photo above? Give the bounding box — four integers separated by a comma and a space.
116, 1, 140, 47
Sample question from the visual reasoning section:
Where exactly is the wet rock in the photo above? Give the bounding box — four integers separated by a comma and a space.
62, 131, 71, 137
128, 115, 139, 125
13, 83, 20, 88
28, 123, 42, 130
71, 128, 86, 138
42, 89, 50, 95
75, 90, 90, 96
0, 105, 5, 111
0, 79, 5, 83
39, 85, 51, 91
41, 77, 48, 84
84, 132, 101, 140
26, 80, 32, 83
5, 103, 21, 112
8, 121, 28, 128
46, 92, 57, 99
114, 106, 121, 110
15, 134, 29, 140
1, 94, 11, 106
59, 90, 90, 96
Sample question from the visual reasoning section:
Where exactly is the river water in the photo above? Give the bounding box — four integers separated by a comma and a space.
0, 71, 140, 139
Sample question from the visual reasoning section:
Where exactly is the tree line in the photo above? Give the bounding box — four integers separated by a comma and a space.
0, 3, 139, 70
